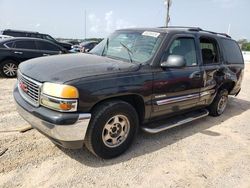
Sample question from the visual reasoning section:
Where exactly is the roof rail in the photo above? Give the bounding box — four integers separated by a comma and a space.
199, 29, 231, 38
158, 26, 231, 38
159, 26, 202, 30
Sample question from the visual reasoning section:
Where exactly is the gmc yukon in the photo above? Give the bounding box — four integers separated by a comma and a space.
14, 27, 244, 159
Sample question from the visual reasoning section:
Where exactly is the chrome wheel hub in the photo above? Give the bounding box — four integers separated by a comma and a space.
217, 95, 228, 114
102, 115, 130, 148
3, 63, 18, 77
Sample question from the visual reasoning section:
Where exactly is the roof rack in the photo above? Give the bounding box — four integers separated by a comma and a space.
159, 26, 202, 30
198, 29, 231, 38
159, 26, 231, 38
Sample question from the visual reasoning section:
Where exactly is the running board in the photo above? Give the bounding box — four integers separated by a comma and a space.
141, 109, 209, 134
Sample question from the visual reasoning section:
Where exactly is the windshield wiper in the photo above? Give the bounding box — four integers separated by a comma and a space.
120, 42, 133, 63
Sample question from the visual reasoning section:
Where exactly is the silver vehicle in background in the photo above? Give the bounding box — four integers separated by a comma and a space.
0, 35, 13, 40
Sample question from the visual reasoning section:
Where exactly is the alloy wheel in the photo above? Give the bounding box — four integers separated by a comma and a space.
3, 63, 18, 77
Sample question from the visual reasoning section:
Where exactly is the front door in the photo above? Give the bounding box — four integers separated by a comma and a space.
35, 41, 62, 56
151, 36, 203, 118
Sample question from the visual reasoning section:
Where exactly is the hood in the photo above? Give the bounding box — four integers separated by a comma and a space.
19, 53, 139, 83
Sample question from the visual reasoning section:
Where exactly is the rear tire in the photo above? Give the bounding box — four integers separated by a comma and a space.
85, 100, 139, 159
0, 60, 18, 78
208, 89, 228, 116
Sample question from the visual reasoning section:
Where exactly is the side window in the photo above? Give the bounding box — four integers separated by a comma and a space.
13, 40, 36, 50
5, 32, 24, 37
4, 42, 14, 48
43, 35, 55, 42
30, 33, 42, 39
163, 37, 198, 66
221, 39, 243, 64
36, 41, 61, 51
200, 37, 220, 65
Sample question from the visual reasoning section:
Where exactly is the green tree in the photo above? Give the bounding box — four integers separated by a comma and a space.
238, 39, 248, 45
242, 43, 250, 51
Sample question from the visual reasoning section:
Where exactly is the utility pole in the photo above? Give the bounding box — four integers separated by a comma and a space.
164, 0, 172, 27
84, 10, 87, 39
227, 23, 231, 35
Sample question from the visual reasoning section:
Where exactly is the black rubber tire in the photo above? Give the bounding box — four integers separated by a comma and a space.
85, 100, 139, 159
0, 60, 18, 78
208, 89, 229, 117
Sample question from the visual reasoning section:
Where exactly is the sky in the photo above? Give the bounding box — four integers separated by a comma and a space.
0, 0, 249, 40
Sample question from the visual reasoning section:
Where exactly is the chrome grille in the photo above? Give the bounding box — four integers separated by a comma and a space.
17, 71, 42, 107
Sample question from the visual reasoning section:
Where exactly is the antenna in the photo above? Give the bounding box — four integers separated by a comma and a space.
164, 0, 172, 27
227, 24, 231, 35
84, 10, 87, 39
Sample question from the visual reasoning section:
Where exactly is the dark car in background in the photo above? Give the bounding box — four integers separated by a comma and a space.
79, 41, 99, 52
0, 37, 67, 78
1, 29, 72, 50
70, 41, 100, 53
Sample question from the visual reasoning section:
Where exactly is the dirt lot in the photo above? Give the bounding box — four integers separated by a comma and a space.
1, 65, 250, 188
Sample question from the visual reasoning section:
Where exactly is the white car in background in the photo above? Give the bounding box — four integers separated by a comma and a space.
0, 35, 13, 40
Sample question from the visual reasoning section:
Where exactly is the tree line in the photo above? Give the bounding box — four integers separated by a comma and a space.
238, 39, 250, 51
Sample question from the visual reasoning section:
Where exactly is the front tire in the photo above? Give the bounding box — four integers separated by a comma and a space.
0, 60, 18, 78
208, 89, 229, 116
85, 100, 139, 159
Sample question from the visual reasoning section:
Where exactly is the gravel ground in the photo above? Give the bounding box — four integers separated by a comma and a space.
1, 65, 250, 188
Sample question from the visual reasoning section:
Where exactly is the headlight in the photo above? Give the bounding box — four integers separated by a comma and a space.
40, 83, 79, 112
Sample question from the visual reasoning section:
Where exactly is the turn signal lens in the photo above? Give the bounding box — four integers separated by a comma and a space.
42, 83, 79, 99
40, 94, 78, 112
60, 103, 73, 110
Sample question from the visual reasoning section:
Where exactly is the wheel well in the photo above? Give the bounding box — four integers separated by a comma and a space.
0, 58, 19, 65
220, 82, 235, 93
90, 95, 145, 124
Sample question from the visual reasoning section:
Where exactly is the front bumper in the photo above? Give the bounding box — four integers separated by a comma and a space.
14, 85, 91, 149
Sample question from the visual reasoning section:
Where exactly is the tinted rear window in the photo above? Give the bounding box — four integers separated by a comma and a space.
221, 39, 244, 64
13, 40, 36, 50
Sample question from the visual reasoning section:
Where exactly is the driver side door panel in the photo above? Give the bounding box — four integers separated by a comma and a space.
151, 35, 203, 118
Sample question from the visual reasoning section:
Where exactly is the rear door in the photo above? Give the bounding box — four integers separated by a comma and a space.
12, 40, 43, 62
151, 34, 203, 118
220, 38, 244, 95
35, 40, 63, 56
198, 35, 224, 105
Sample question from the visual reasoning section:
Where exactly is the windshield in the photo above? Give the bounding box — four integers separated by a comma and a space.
90, 30, 163, 64
44, 35, 56, 42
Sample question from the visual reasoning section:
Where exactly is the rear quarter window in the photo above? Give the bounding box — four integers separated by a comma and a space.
221, 39, 244, 64
4, 42, 14, 48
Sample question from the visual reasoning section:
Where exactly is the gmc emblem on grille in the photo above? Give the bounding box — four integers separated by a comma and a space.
19, 81, 28, 93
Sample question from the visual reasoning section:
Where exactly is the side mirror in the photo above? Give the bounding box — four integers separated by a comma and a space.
161, 55, 186, 68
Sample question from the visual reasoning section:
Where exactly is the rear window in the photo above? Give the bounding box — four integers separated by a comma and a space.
221, 39, 244, 64
13, 40, 36, 50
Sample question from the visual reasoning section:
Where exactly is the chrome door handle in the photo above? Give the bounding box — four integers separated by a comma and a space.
14, 51, 23, 54
190, 71, 202, 79
43, 54, 50, 56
